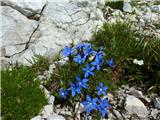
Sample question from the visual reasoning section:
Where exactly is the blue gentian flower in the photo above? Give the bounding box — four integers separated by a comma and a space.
76, 76, 88, 89
83, 43, 92, 56
63, 46, 75, 57
96, 51, 103, 58
76, 43, 85, 50
97, 82, 108, 96
107, 58, 115, 68
59, 88, 68, 99
98, 98, 110, 117
68, 82, 81, 97
82, 95, 98, 113
73, 54, 85, 64
91, 56, 104, 70
82, 64, 95, 78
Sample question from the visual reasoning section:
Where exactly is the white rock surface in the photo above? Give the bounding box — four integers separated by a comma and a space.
49, 63, 56, 74
123, 2, 132, 13
48, 95, 55, 105
151, 109, 160, 119
142, 12, 159, 23
1, 0, 104, 66
1, 0, 47, 16
125, 95, 149, 118
0, 6, 37, 55
41, 105, 53, 117
47, 113, 65, 120
31, 115, 42, 120
150, 5, 160, 13
153, 98, 160, 110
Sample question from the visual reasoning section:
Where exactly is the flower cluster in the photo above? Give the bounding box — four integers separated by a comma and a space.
59, 43, 115, 117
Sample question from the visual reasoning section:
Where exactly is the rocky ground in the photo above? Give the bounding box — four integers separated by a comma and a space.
1, 0, 160, 120
30, 62, 160, 120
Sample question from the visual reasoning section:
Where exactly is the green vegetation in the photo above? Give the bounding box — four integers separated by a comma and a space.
45, 21, 160, 106
153, 0, 160, 5
105, 0, 124, 10
90, 21, 160, 92
1, 66, 47, 120
2, 20, 156, 120
27, 55, 51, 74
45, 62, 82, 95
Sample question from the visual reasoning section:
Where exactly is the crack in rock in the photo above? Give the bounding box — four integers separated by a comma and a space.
0, 0, 47, 19
4, 3, 47, 58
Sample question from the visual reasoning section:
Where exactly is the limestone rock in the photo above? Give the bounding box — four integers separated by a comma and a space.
113, 109, 122, 119
142, 12, 159, 23
123, 2, 132, 13
48, 95, 55, 105
151, 109, 160, 119
125, 95, 149, 118
41, 105, 53, 117
0, 6, 38, 56
31, 115, 42, 120
1, 0, 47, 17
47, 113, 65, 120
150, 5, 160, 13
1, 0, 104, 66
153, 98, 160, 110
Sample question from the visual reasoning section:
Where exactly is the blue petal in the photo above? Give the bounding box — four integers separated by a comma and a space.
86, 95, 91, 101
82, 84, 88, 89
100, 82, 103, 87
82, 101, 88, 106
102, 91, 106, 96
93, 97, 98, 103
90, 71, 94, 76
90, 66, 95, 71
86, 106, 91, 113
76, 87, 81, 94
82, 78, 88, 83
71, 90, 76, 97
76, 76, 81, 81
85, 72, 89, 78
98, 91, 101, 96
101, 109, 108, 117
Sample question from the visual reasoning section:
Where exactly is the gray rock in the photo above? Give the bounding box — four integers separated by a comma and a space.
112, 10, 124, 18
153, 98, 160, 110
96, 8, 105, 21
125, 95, 149, 118
0, 6, 38, 63
43, 71, 51, 79
49, 63, 56, 74
108, 111, 117, 120
150, 5, 160, 13
1, 0, 104, 66
151, 109, 160, 119
113, 110, 122, 119
31, 115, 41, 120
59, 110, 72, 116
1, 0, 47, 17
37, 75, 46, 80
128, 87, 150, 103
0, 57, 10, 69
47, 113, 65, 120
142, 12, 159, 23
48, 95, 55, 105
128, 87, 144, 98
75, 102, 86, 114
123, 2, 132, 13
97, 0, 105, 8
41, 105, 53, 118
